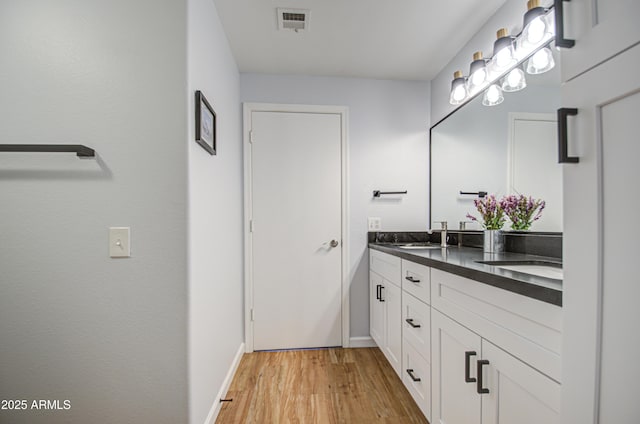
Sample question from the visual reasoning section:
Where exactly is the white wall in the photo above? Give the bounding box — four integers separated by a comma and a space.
240, 74, 431, 338
187, 0, 244, 423
0, 1, 188, 423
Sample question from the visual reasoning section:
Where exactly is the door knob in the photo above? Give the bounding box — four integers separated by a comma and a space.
330, 240, 339, 248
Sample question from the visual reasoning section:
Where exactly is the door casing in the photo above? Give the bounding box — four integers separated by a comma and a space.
243, 103, 349, 352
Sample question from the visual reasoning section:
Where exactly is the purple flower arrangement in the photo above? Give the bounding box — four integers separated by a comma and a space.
466, 194, 506, 230
467, 194, 545, 231
500, 194, 545, 231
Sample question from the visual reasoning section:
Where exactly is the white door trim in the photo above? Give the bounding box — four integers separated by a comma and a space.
243, 102, 349, 352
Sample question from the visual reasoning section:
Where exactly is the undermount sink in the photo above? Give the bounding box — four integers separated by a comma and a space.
475, 260, 563, 281
396, 243, 445, 250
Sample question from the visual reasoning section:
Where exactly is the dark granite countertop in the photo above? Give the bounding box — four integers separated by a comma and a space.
369, 243, 562, 306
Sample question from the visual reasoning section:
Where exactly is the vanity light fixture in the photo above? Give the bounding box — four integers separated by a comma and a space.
526, 46, 555, 74
447, 0, 557, 107
482, 83, 504, 106
449, 70, 468, 105
467, 52, 488, 94
501, 67, 527, 92
492, 29, 516, 71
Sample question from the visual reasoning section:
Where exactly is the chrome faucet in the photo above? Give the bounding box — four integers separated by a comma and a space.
459, 221, 472, 230
434, 221, 448, 247
458, 221, 472, 247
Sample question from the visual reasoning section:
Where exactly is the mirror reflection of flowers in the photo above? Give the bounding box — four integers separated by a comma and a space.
466, 194, 506, 230
500, 194, 545, 231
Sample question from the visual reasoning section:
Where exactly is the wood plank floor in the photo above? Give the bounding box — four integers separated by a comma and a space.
216, 347, 429, 424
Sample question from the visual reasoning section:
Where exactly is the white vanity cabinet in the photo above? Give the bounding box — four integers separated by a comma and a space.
369, 250, 402, 376
369, 250, 564, 424
432, 310, 561, 424
400, 259, 431, 420
430, 269, 562, 424
559, 0, 640, 82
561, 39, 640, 424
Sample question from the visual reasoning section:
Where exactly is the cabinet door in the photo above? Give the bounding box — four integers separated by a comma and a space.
481, 340, 560, 424
560, 0, 640, 81
382, 281, 402, 376
432, 309, 481, 424
370, 271, 384, 348
562, 44, 640, 424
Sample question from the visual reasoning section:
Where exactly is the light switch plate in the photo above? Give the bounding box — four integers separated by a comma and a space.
109, 227, 131, 258
368, 217, 381, 231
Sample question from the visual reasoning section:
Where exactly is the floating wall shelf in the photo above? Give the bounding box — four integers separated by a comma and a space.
0, 144, 96, 157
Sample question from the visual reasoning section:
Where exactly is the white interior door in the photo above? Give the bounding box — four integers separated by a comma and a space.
507, 113, 561, 231
250, 109, 343, 351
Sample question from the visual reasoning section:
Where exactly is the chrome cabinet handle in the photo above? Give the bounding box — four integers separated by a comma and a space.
330, 239, 339, 248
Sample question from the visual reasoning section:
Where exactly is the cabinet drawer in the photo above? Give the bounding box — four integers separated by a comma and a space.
370, 249, 401, 287
431, 268, 562, 382
401, 259, 430, 304
402, 339, 431, 421
402, 291, 430, 359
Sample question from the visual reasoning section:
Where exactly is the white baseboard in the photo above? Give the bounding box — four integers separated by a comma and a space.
349, 336, 377, 348
204, 342, 245, 424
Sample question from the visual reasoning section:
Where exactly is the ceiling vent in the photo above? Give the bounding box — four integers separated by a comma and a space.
277, 8, 310, 32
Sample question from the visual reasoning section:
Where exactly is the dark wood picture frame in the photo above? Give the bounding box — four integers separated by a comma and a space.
195, 90, 216, 155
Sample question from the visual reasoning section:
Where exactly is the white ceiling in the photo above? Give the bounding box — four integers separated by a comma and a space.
213, 0, 508, 81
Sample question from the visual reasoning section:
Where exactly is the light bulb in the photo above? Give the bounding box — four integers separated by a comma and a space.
507, 70, 522, 86
452, 84, 466, 102
524, 17, 546, 44
502, 68, 527, 92
495, 47, 514, 68
482, 84, 504, 106
470, 68, 487, 86
526, 47, 555, 74
532, 49, 549, 68
486, 85, 500, 102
